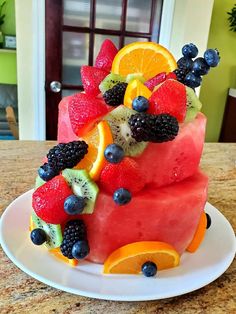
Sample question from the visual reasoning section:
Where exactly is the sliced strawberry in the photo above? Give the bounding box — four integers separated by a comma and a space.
166, 72, 177, 80
99, 157, 146, 194
95, 39, 118, 72
32, 176, 72, 224
148, 79, 187, 122
68, 93, 109, 136
144, 72, 167, 91
81, 66, 109, 96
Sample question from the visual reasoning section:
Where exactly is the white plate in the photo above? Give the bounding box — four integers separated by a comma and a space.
0, 190, 235, 301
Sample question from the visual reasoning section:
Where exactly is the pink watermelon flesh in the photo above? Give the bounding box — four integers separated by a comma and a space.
134, 112, 206, 187
57, 96, 78, 143
80, 170, 208, 264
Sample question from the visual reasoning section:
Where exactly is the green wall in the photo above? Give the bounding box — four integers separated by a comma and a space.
0, 0, 16, 84
200, 0, 236, 142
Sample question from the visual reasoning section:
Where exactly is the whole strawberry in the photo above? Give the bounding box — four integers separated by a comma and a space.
32, 176, 72, 224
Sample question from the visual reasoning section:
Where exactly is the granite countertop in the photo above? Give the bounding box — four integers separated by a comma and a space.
0, 141, 235, 314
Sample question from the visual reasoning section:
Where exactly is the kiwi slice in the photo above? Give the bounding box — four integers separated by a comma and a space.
105, 106, 147, 157
62, 169, 99, 214
99, 73, 126, 94
126, 73, 145, 83
31, 211, 63, 249
35, 175, 45, 189
185, 87, 202, 122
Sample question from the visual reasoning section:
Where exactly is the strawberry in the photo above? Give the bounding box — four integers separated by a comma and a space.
68, 93, 109, 136
32, 176, 72, 224
148, 79, 187, 122
144, 72, 177, 91
99, 157, 146, 194
95, 39, 118, 72
81, 66, 108, 96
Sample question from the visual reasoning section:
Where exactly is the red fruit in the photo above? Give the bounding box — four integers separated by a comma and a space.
166, 72, 177, 80
149, 79, 187, 122
144, 72, 166, 91
68, 93, 109, 136
81, 66, 109, 96
95, 39, 118, 72
32, 176, 72, 224
99, 157, 146, 194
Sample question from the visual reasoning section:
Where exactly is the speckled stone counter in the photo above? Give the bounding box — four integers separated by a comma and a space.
0, 141, 235, 314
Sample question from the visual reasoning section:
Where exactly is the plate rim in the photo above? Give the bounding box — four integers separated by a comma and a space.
0, 189, 235, 301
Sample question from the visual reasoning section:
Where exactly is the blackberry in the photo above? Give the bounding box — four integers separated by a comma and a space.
60, 219, 87, 259
174, 68, 189, 84
47, 141, 88, 172
128, 113, 179, 143
103, 82, 128, 106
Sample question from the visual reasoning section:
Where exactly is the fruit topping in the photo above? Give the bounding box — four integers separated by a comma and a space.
129, 113, 179, 143
113, 188, 132, 206
30, 228, 47, 245
206, 213, 211, 229
124, 79, 151, 109
100, 157, 145, 194
104, 143, 124, 164
185, 86, 202, 122
47, 141, 88, 172
148, 79, 187, 122
60, 219, 87, 259
32, 176, 72, 224
144, 72, 166, 91
126, 73, 145, 83
192, 57, 210, 76
186, 211, 207, 253
72, 240, 90, 260
95, 39, 118, 72
141, 261, 157, 277
75, 120, 113, 181
182, 43, 198, 58
112, 42, 177, 80
81, 65, 108, 96
64, 195, 86, 215
68, 93, 109, 136
50, 248, 78, 266
103, 82, 128, 106
185, 72, 202, 89
105, 106, 147, 156
38, 163, 59, 182
204, 49, 220, 67
103, 241, 180, 274
99, 73, 126, 94
132, 96, 149, 112
177, 57, 193, 71
31, 211, 63, 248
62, 169, 99, 214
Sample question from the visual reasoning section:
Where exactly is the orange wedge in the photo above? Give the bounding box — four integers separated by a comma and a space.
124, 79, 152, 109
103, 241, 180, 274
74, 120, 113, 181
50, 248, 78, 266
112, 42, 177, 80
186, 212, 207, 253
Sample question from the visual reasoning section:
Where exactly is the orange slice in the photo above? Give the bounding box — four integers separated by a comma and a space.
103, 241, 180, 274
124, 79, 152, 109
186, 212, 207, 253
112, 42, 177, 80
29, 215, 34, 232
74, 120, 113, 181
50, 248, 78, 266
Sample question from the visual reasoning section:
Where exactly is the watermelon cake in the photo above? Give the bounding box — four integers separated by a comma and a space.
30, 41, 219, 276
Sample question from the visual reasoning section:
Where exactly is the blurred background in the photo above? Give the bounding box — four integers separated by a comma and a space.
0, 0, 235, 141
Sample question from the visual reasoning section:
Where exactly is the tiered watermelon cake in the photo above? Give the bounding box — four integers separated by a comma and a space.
30, 41, 219, 276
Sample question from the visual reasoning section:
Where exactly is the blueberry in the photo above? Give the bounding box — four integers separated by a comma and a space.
206, 213, 211, 229
192, 57, 210, 76
204, 49, 220, 67
141, 261, 157, 277
185, 72, 202, 88
113, 188, 132, 205
38, 163, 58, 181
177, 57, 193, 71
72, 240, 90, 260
104, 144, 124, 163
30, 228, 47, 245
132, 96, 149, 112
182, 43, 198, 58
64, 195, 86, 215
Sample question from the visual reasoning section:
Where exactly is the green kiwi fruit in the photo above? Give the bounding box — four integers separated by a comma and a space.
62, 169, 99, 214
99, 73, 126, 94
35, 175, 45, 189
105, 106, 147, 157
185, 87, 202, 122
31, 211, 63, 249
126, 73, 145, 83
